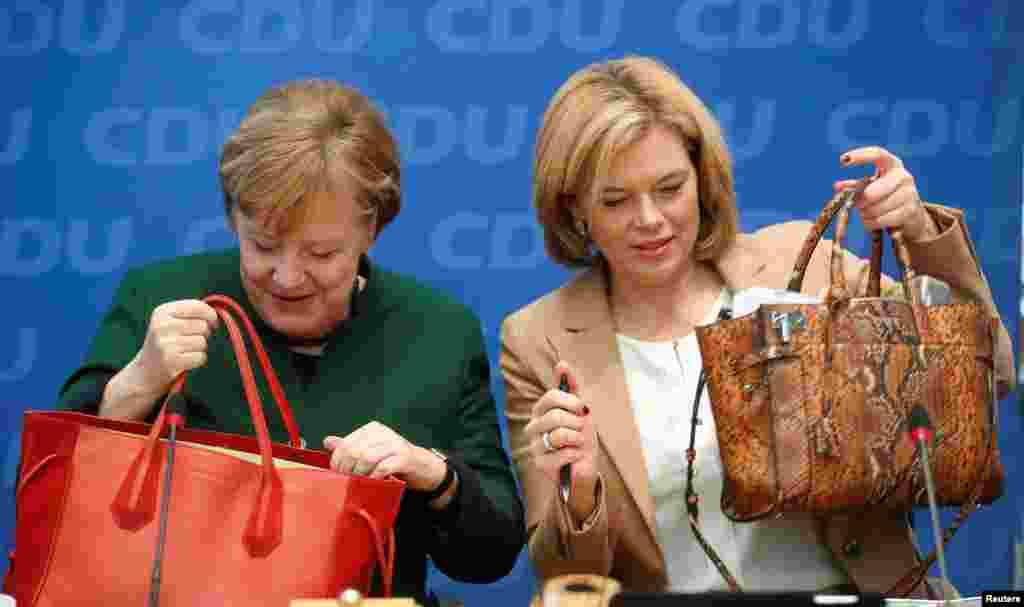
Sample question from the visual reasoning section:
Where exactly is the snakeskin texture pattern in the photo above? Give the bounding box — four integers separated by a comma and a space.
696, 198, 1002, 523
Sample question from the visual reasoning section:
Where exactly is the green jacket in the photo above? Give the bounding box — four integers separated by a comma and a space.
59, 249, 525, 605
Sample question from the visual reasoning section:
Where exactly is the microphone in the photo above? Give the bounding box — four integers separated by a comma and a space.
908, 404, 951, 598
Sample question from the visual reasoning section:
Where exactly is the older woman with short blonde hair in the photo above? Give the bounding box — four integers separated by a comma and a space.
219, 80, 400, 236
59, 78, 525, 606
501, 56, 1012, 597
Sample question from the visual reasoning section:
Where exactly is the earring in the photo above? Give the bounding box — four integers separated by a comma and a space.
575, 219, 589, 240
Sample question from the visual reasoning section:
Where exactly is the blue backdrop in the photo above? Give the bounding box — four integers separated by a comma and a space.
1, 1, 1021, 604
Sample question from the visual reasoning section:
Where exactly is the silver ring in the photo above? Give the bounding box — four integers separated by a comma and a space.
542, 430, 556, 453
351, 460, 372, 476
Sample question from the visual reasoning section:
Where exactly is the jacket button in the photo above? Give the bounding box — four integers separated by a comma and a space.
842, 540, 862, 557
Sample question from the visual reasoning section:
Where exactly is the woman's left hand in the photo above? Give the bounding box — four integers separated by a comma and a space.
323, 421, 446, 492
835, 146, 938, 242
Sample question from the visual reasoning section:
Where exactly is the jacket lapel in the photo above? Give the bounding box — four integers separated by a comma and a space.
545, 240, 768, 573
545, 269, 664, 561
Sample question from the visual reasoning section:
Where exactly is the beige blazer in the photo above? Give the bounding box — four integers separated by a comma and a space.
500, 204, 1013, 596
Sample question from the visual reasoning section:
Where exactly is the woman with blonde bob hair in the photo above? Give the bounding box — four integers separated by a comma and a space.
501, 56, 1013, 597
535, 56, 737, 269
58, 79, 525, 605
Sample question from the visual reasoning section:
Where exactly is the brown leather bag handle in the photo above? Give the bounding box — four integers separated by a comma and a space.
787, 176, 892, 301
828, 200, 923, 308
786, 177, 873, 293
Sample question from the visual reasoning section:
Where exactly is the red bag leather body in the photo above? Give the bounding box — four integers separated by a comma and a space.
7, 295, 405, 606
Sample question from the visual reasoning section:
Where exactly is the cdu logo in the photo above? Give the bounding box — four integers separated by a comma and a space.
924, 0, 1017, 49
0, 0, 125, 56
430, 212, 545, 270
179, 0, 374, 55
84, 107, 243, 166
0, 327, 37, 383
383, 105, 530, 166
714, 99, 777, 162
827, 99, 1022, 158
425, 0, 624, 53
181, 216, 235, 255
676, 0, 871, 51
0, 218, 135, 277
0, 109, 32, 164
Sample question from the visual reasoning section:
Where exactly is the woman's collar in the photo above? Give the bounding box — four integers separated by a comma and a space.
553, 236, 766, 333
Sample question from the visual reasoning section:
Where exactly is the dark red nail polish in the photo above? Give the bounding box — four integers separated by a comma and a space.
582, 406, 590, 416
840, 154, 851, 165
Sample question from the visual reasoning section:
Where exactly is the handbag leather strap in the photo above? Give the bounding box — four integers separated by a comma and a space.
171, 296, 398, 596
786, 177, 875, 294
683, 289, 744, 592
355, 509, 396, 598
165, 294, 303, 449
112, 298, 291, 557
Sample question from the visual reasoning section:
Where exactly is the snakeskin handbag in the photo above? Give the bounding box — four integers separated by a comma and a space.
689, 182, 1004, 594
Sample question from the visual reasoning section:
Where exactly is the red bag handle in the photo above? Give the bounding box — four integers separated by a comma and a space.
165, 295, 302, 448
111, 294, 308, 557
355, 509, 396, 598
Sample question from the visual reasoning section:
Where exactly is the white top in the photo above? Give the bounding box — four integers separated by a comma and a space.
615, 290, 848, 592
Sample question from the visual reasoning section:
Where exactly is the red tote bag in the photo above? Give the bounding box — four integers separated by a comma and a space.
6, 294, 405, 607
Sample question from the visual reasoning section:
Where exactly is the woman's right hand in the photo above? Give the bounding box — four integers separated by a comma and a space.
132, 299, 220, 388
524, 361, 600, 525
100, 299, 219, 419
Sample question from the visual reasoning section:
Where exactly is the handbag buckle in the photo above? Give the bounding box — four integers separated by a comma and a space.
769, 311, 806, 344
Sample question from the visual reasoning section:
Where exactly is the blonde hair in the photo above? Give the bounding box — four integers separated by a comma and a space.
219, 79, 400, 236
533, 56, 738, 267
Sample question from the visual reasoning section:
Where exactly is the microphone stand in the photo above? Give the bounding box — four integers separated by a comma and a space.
149, 390, 187, 607
909, 404, 951, 602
